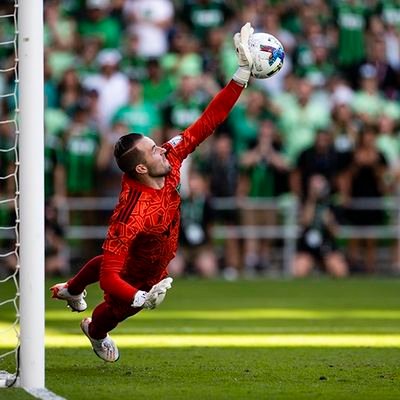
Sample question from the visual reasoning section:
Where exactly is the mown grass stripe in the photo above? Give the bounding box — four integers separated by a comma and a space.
3, 333, 400, 348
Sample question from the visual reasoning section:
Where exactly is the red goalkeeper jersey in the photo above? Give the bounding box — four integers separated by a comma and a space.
100, 80, 243, 304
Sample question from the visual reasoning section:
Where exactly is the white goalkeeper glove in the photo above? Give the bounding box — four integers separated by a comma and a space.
132, 277, 173, 309
233, 22, 254, 87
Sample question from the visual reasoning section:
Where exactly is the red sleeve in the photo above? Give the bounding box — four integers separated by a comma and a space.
164, 80, 244, 161
99, 250, 139, 304
100, 188, 145, 304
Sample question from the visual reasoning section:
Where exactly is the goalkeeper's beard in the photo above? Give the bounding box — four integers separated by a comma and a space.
147, 161, 172, 178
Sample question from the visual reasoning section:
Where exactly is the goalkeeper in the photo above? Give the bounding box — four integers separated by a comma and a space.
51, 23, 254, 362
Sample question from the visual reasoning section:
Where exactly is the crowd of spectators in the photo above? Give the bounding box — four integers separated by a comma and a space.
1, 0, 400, 278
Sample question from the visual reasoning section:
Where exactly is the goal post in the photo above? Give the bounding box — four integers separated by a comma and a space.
18, 0, 45, 390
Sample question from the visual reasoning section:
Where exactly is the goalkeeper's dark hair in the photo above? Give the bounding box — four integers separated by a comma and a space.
114, 133, 145, 176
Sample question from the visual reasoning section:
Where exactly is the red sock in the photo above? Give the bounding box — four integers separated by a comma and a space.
67, 255, 103, 295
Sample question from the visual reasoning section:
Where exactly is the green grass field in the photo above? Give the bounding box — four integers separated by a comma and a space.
1, 277, 400, 399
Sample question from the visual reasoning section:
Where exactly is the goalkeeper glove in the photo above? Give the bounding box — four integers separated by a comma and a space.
132, 277, 173, 309
233, 22, 254, 87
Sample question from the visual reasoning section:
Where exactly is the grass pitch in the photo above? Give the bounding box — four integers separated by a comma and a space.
1, 277, 400, 399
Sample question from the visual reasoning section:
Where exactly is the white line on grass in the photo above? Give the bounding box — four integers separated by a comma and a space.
24, 387, 67, 400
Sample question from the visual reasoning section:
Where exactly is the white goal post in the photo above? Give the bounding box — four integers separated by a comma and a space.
19, 0, 45, 390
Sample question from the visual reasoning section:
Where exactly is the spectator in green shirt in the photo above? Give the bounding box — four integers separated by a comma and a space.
162, 74, 207, 139
161, 29, 203, 88
240, 120, 290, 276
119, 31, 148, 82
228, 88, 268, 155
78, 0, 122, 49
142, 58, 175, 108
181, 0, 234, 43
351, 64, 387, 123
112, 78, 162, 142
295, 35, 335, 87
378, 0, 400, 31
333, 0, 370, 84
64, 104, 101, 196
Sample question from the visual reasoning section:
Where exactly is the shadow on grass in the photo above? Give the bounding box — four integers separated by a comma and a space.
2, 346, 398, 400
2, 278, 400, 399
43, 346, 400, 400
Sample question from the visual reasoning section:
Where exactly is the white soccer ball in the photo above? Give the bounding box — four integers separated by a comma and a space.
249, 32, 285, 79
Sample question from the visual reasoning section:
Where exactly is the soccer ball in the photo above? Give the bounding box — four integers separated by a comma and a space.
249, 32, 285, 79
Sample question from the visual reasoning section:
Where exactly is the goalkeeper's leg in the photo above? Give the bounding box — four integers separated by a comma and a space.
50, 255, 102, 312
67, 254, 103, 294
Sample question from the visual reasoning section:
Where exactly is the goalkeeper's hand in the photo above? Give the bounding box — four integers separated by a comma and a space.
233, 22, 254, 87
132, 277, 173, 309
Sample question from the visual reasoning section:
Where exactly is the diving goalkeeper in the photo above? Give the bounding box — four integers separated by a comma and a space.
51, 23, 254, 362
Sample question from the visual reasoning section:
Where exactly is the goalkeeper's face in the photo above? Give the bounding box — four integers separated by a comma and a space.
137, 137, 171, 178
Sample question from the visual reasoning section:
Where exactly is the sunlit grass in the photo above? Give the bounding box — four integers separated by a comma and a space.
38, 333, 400, 348
44, 308, 400, 320
1, 278, 400, 399
2, 332, 400, 348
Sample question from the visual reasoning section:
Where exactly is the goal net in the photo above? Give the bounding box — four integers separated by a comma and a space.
0, 0, 20, 388
1, 0, 45, 391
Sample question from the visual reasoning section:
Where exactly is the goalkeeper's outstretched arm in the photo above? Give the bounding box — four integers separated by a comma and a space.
164, 22, 254, 161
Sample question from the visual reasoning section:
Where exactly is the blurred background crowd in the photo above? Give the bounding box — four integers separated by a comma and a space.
1, 0, 400, 279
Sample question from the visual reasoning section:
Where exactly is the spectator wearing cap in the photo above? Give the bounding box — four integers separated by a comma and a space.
123, 0, 174, 58
83, 49, 130, 132
352, 63, 381, 117
351, 63, 400, 125
78, 0, 122, 49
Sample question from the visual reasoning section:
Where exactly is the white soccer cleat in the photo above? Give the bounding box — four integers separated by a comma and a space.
50, 282, 87, 312
80, 317, 119, 363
